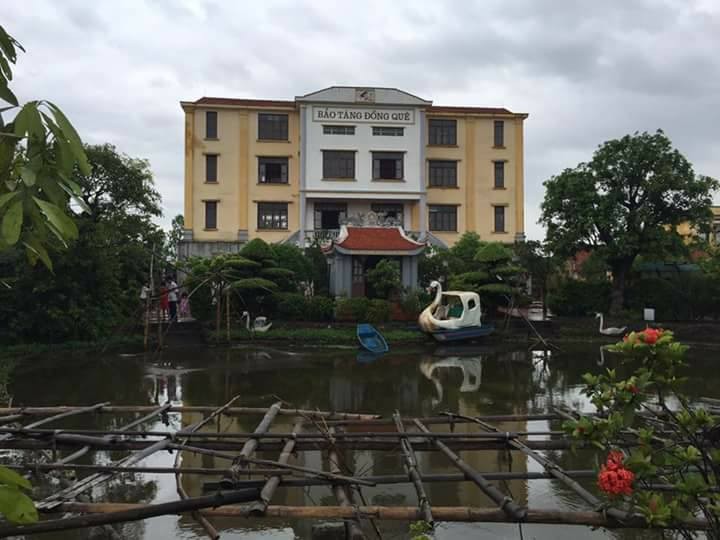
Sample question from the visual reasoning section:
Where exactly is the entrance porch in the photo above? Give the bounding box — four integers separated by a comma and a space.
322, 226, 425, 298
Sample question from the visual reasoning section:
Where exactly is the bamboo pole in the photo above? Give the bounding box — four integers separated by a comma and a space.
0, 427, 567, 439
393, 412, 433, 526
234, 456, 376, 487
173, 396, 243, 540
249, 419, 304, 515
414, 419, 527, 521
0, 406, 538, 422
144, 244, 154, 350
0, 490, 261, 537
227, 401, 282, 485
327, 427, 366, 540
38, 396, 242, 511
0, 437, 586, 453
444, 411, 636, 523
0, 402, 109, 442
33, 503, 712, 531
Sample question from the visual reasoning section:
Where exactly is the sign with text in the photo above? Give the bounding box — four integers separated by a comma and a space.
312, 106, 415, 124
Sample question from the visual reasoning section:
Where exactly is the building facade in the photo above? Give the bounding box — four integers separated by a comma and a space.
179, 86, 527, 258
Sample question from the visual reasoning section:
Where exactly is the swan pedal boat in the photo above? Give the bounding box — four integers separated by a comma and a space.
418, 280, 495, 342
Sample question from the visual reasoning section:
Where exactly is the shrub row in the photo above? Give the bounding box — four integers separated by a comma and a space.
335, 298, 392, 324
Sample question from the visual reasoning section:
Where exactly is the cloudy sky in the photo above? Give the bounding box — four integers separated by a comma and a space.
5, 0, 720, 239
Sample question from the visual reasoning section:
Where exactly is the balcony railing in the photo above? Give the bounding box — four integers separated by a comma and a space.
304, 229, 340, 246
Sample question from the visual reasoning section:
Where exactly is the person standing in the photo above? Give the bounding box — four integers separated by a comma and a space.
159, 281, 169, 321
167, 276, 179, 321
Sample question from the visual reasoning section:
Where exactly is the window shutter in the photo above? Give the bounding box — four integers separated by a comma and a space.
281, 163, 288, 182
373, 158, 380, 179
395, 158, 402, 179
259, 162, 266, 183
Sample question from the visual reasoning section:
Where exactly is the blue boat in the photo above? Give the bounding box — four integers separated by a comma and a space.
431, 324, 495, 343
356, 324, 389, 354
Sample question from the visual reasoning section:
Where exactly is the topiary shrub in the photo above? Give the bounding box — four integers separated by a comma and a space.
366, 299, 391, 323
275, 292, 307, 320
306, 296, 335, 321
335, 297, 370, 321
547, 279, 611, 316
240, 238, 275, 261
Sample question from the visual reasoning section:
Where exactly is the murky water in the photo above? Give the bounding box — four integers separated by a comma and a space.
3, 341, 719, 539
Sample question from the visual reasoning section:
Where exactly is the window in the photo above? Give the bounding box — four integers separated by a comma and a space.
258, 157, 289, 184
314, 202, 347, 230
429, 205, 457, 232
494, 161, 505, 188
494, 120, 504, 147
204, 201, 217, 229
494, 206, 506, 232
428, 160, 457, 187
323, 125, 355, 135
372, 126, 404, 136
372, 152, 404, 180
258, 113, 288, 140
257, 202, 288, 230
206, 111, 217, 139
371, 203, 404, 225
205, 154, 218, 183
322, 150, 355, 179
429, 119, 457, 145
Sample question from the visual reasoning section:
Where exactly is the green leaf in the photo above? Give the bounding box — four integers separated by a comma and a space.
46, 102, 90, 175
0, 190, 18, 209
22, 237, 52, 271
0, 83, 17, 107
20, 166, 35, 187
1, 199, 22, 245
24, 103, 44, 141
0, 485, 38, 524
0, 465, 30, 490
32, 197, 78, 241
0, 26, 21, 63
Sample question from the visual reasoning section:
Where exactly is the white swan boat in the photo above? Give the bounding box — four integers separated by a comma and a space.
418, 280, 495, 342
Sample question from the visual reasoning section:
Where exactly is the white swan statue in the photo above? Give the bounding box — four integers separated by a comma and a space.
595, 313, 626, 336
241, 311, 272, 333
418, 280, 482, 333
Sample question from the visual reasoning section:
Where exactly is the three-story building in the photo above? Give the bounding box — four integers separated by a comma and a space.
179, 86, 527, 258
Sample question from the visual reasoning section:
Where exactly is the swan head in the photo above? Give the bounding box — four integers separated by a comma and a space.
428, 280, 441, 293
241, 311, 249, 318
595, 312, 602, 318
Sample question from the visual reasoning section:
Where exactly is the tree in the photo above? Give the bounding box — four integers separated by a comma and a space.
541, 130, 718, 313
449, 241, 524, 312
366, 259, 401, 299
166, 214, 184, 259
0, 25, 90, 269
0, 144, 164, 342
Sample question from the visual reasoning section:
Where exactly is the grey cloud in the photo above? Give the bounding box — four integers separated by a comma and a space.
4, 0, 720, 241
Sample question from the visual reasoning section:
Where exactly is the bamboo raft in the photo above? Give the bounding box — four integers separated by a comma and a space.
0, 399, 712, 538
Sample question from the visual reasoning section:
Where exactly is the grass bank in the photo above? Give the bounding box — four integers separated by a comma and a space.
207, 325, 425, 346
0, 335, 145, 359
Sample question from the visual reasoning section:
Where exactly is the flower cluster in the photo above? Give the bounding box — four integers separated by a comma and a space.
598, 450, 635, 496
623, 327, 665, 346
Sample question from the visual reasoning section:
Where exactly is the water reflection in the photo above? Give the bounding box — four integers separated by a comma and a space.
5, 343, 719, 540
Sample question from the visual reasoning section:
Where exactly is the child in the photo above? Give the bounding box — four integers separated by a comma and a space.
179, 292, 191, 321
159, 281, 169, 321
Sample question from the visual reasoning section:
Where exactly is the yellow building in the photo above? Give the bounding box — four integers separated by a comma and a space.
677, 206, 720, 244
179, 86, 527, 258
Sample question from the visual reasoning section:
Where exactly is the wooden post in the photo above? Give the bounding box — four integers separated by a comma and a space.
144, 244, 155, 350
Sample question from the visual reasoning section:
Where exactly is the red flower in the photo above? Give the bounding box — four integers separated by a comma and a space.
640, 327, 663, 345
598, 451, 634, 496
629, 384, 639, 395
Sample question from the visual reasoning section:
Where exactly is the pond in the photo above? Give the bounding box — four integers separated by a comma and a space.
3, 341, 719, 540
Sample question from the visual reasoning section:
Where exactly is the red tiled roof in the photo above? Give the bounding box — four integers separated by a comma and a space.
193, 97, 296, 108
336, 227, 424, 251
